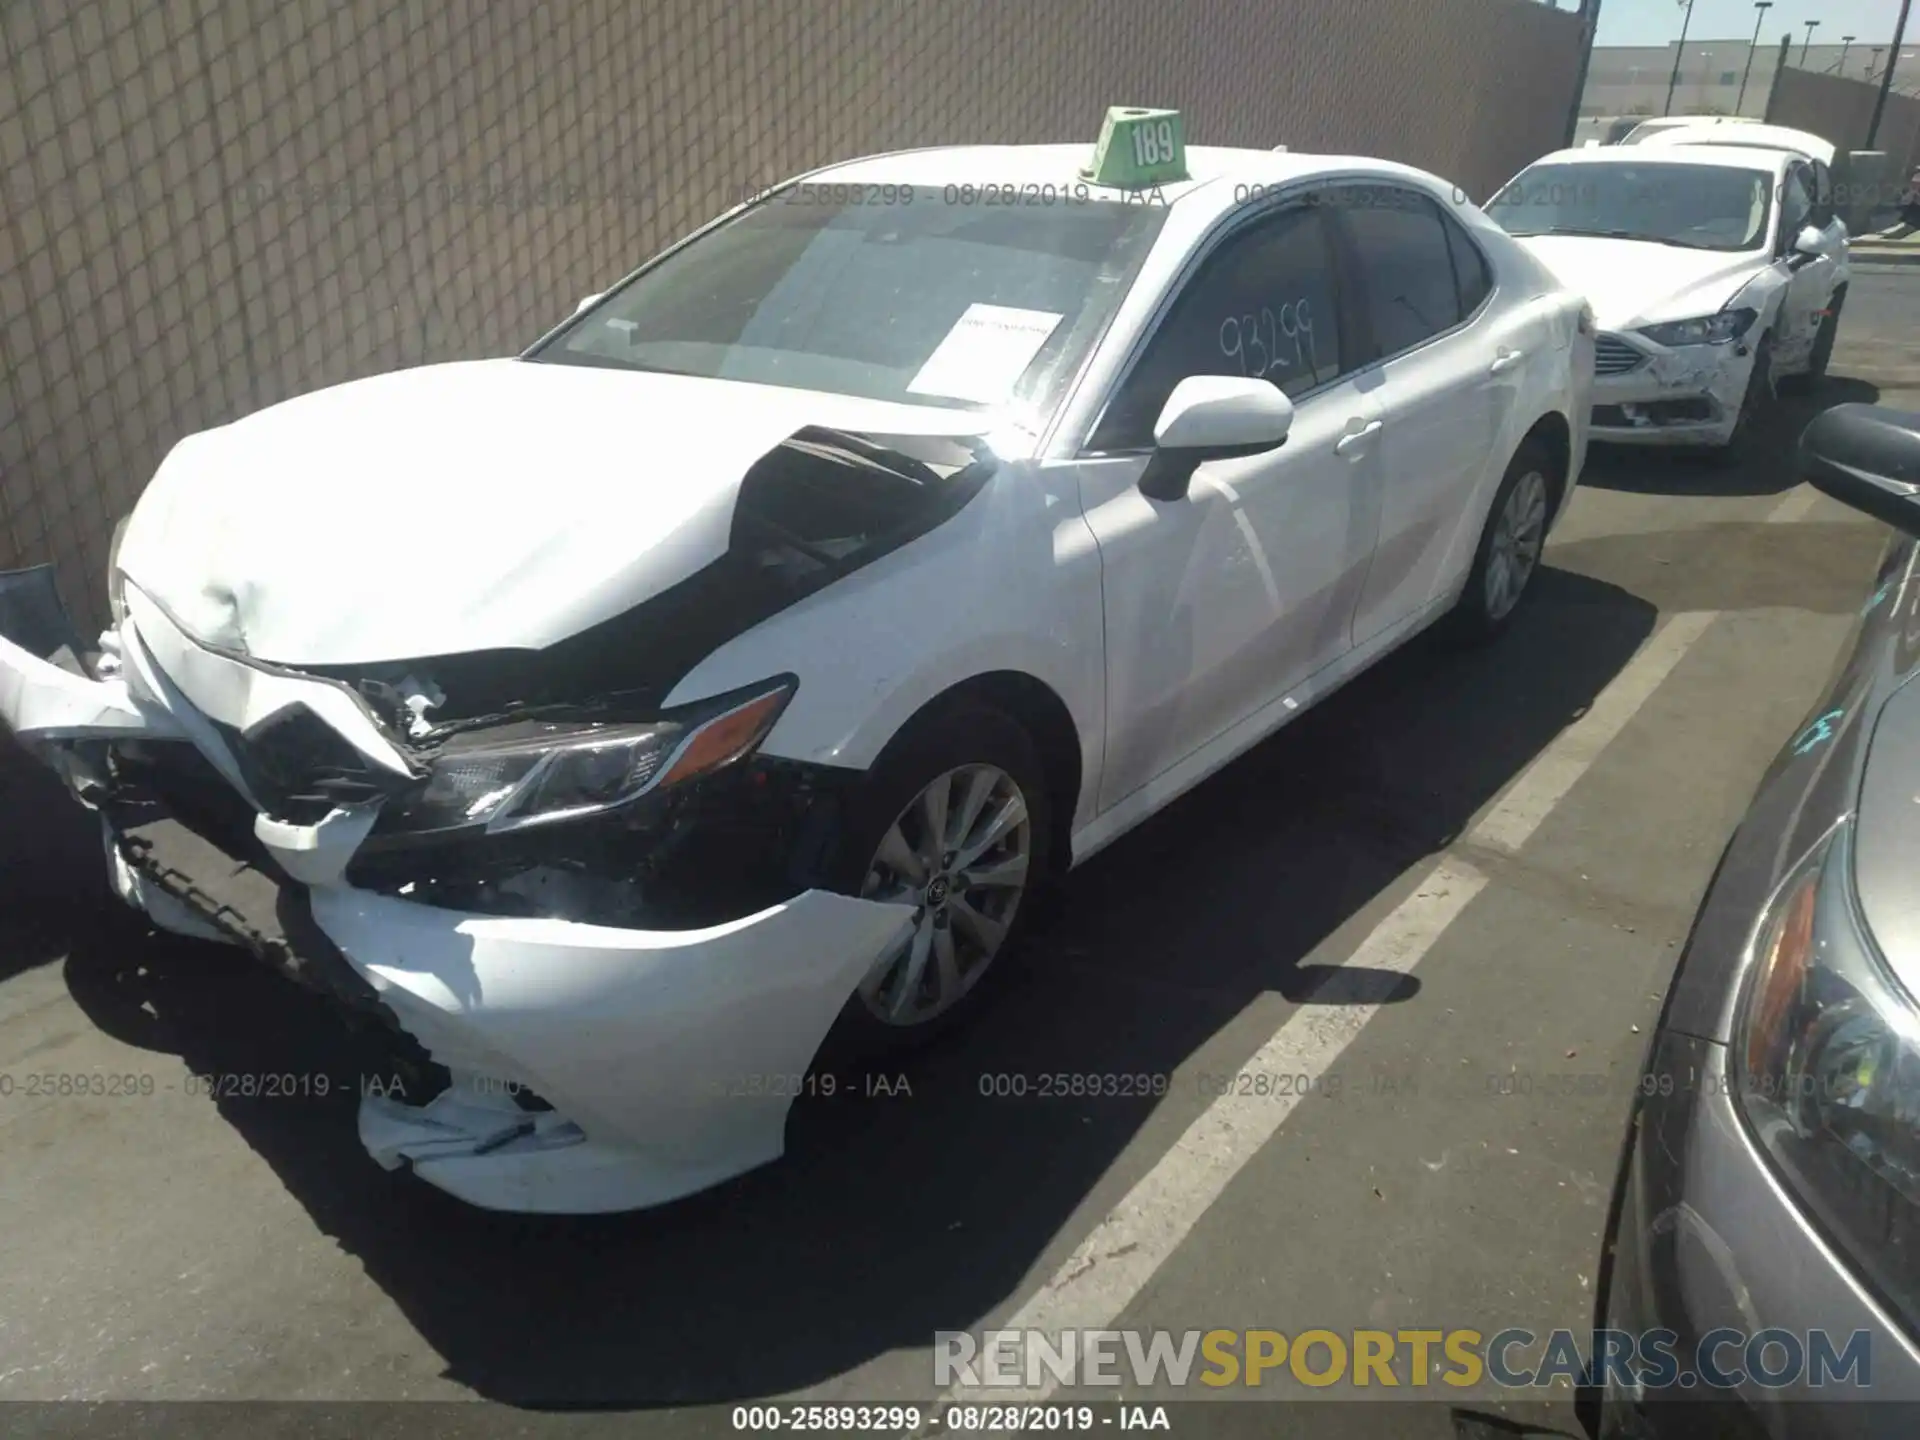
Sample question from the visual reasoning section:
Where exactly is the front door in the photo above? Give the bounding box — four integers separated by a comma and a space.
1072, 197, 1385, 810
1775, 160, 1836, 370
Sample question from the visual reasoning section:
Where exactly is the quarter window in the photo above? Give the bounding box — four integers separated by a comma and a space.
1810, 160, 1834, 227
1442, 213, 1493, 317
1338, 187, 1464, 359
1089, 203, 1344, 452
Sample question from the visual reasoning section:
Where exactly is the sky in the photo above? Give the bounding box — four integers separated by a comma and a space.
1594, 0, 1913, 49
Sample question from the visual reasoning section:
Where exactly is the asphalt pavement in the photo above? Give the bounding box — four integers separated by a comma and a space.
2, 265, 1918, 1440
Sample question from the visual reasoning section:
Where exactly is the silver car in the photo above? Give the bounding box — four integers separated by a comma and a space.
1591, 404, 1920, 1437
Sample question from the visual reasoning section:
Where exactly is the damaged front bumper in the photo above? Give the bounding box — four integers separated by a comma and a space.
1590, 333, 1755, 448
0, 564, 914, 1214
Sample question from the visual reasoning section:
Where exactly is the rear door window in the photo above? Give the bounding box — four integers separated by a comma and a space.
1335, 187, 1464, 360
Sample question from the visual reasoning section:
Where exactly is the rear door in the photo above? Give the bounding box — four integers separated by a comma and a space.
1334, 185, 1523, 646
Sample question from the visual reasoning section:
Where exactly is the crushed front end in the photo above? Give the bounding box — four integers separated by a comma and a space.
0, 563, 913, 1214
1589, 318, 1759, 448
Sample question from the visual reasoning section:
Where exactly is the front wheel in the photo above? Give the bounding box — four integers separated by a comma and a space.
1445, 439, 1555, 644
1801, 290, 1843, 388
819, 703, 1052, 1055
1708, 335, 1773, 467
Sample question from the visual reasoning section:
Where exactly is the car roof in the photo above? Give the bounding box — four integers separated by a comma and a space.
804, 144, 1462, 215
1623, 115, 1759, 136
1636, 122, 1836, 165
1519, 144, 1784, 176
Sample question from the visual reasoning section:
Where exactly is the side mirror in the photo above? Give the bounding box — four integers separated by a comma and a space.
575, 292, 605, 316
1788, 224, 1828, 267
1139, 375, 1295, 502
1800, 404, 1920, 536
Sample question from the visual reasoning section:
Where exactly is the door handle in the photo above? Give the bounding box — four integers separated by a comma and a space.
1334, 420, 1383, 457
1489, 348, 1526, 375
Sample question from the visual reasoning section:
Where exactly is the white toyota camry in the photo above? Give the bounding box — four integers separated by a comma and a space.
0, 110, 1592, 1212
1486, 124, 1850, 460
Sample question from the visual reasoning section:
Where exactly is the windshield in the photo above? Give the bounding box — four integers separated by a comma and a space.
530, 187, 1169, 415
1486, 161, 1773, 251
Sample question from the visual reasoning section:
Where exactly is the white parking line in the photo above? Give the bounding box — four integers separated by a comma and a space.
934, 857, 1488, 1409
1470, 482, 1816, 854
1765, 486, 1821, 526
926, 506, 1810, 1408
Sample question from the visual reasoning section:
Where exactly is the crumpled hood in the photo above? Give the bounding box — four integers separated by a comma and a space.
115, 359, 981, 667
1513, 235, 1762, 331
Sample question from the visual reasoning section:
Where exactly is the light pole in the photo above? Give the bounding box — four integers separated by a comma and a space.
1868, 0, 1915, 149
1838, 35, 1855, 75
1664, 0, 1698, 115
1736, 1, 1773, 112
1802, 20, 1821, 64
1870, 46, 1886, 81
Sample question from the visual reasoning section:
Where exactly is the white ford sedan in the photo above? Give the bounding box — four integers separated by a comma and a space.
0, 112, 1591, 1212
1487, 128, 1849, 460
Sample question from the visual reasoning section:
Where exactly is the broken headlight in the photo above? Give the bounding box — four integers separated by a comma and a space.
1635, 307, 1757, 348
1733, 818, 1920, 1335
380, 677, 795, 838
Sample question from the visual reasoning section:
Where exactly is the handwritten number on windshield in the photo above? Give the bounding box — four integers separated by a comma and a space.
1219, 299, 1316, 380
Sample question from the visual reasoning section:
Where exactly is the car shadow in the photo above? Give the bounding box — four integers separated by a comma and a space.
45, 565, 1658, 1409
1579, 376, 1881, 498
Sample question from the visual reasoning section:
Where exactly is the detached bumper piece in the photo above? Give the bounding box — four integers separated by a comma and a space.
105, 800, 382, 1017
0, 564, 89, 670
97, 773, 448, 1094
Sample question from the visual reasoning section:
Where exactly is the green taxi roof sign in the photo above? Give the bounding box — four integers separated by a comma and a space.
1082, 107, 1187, 188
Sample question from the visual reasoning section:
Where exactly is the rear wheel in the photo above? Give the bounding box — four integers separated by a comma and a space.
1445, 438, 1555, 644
819, 703, 1051, 1055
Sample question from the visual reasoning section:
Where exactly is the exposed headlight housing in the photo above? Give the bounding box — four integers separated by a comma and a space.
1733, 818, 1920, 1334
1635, 308, 1759, 348
378, 677, 796, 838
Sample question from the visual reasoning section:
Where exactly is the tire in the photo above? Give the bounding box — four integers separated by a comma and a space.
1444, 437, 1556, 644
816, 701, 1052, 1057
1708, 333, 1774, 467
1802, 289, 1843, 388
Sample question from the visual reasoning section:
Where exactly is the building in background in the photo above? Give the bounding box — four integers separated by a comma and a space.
1580, 39, 1918, 126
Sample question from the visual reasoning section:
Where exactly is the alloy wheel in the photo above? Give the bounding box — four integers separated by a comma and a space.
1483, 469, 1548, 622
857, 764, 1032, 1027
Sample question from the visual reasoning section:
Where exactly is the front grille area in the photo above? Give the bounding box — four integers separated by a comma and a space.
111, 739, 264, 862
1595, 334, 1646, 376
212, 708, 420, 824
1593, 399, 1715, 429
101, 742, 449, 1093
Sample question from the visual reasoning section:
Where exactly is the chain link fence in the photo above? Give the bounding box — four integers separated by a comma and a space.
1, 0, 1586, 636
1766, 65, 1920, 222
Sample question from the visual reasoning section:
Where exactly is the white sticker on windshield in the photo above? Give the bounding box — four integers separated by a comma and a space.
907, 304, 1064, 405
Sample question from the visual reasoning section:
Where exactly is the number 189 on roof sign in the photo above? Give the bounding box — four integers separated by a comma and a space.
1084, 107, 1188, 188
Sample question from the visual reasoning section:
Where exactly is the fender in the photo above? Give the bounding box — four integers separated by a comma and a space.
664, 457, 1109, 834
